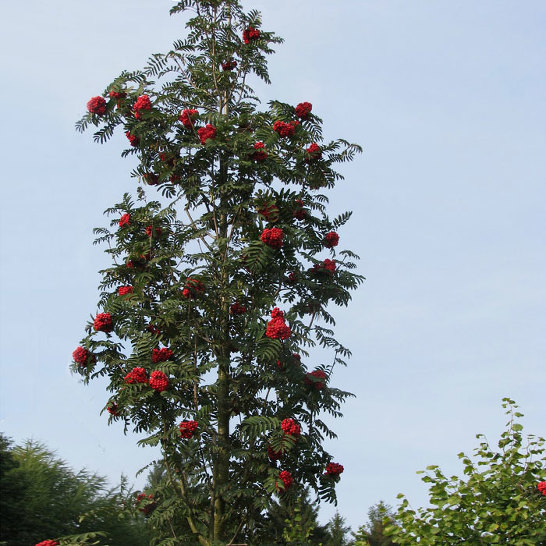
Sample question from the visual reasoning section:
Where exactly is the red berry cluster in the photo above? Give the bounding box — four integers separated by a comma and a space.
325, 462, 344, 477
126, 253, 151, 269
107, 403, 120, 416
182, 278, 205, 299
324, 231, 339, 248
110, 91, 126, 110
281, 418, 301, 437
230, 302, 247, 315
134, 94, 151, 119
261, 227, 283, 249
222, 60, 237, 71
305, 369, 327, 390
124, 367, 148, 384
538, 481, 546, 496
125, 132, 139, 147
312, 259, 336, 275
277, 353, 301, 370
273, 120, 299, 138
287, 272, 298, 284
243, 27, 260, 44
266, 308, 291, 340
146, 225, 162, 238
179, 108, 198, 129
267, 445, 283, 461
306, 142, 322, 161
118, 285, 133, 296
152, 348, 174, 363
251, 141, 268, 162
257, 203, 278, 221
87, 96, 106, 116
144, 172, 159, 186
295, 101, 312, 120
293, 199, 306, 220
119, 213, 130, 228
159, 152, 174, 165
147, 323, 161, 336
135, 493, 155, 514
136, 493, 147, 503
276, 470, 293, 491
109, 90, 126, 100
198, 124, 217, 144
149, 370, 169, 392
94, 313, 113, 333
35, 541, 59, 546
179, 420, 198, 439
72, 346, 93, 366
323, 259, 336, 273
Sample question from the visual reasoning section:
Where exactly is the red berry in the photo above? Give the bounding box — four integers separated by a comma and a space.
230, 302, 247, 315
261, 227, 283, 249
179, 108, 199, 129
243, 27, 260, 44
125, 132, 139, 147
152, 348, 174, 363
124, 367, 148, 384
295, 102, 312, 120
87, 96, 106, 115
324, 231, 339, 248
305, 369, 327, 390
281, 418, 301, 437
119, 213, 131, 228
276, 470, 293, 491
306, 142, 322, 161
179, 420, 198, 439
273, 120, 298, 138
325, 462, 344, 477
149, 370, 169, 392
134, 95, 151, 119
197, 124, 216, 144
222, 60, 238, 71
266, 308, 291, 340
93, 313, 113, 333
72, 346, 93, 366
182, 278, 204, 299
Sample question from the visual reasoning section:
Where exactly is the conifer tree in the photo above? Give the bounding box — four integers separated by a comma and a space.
74, 1, 363, 543
325, 511, 352, 546
352, 501, 396, 546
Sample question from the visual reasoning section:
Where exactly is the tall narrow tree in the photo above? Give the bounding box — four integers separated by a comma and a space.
75, 1, 363, 544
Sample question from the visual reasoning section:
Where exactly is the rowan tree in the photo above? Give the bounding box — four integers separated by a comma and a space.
74, 1, 363, 544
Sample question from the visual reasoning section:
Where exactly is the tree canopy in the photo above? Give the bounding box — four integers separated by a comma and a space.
0, 435, 150, 546
385, 399, 546, 545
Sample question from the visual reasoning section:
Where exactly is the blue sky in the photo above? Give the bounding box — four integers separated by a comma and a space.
1, 0, 545, 532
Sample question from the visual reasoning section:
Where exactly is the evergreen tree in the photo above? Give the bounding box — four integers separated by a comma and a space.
351, 502, 396, 546
0, 434, 29, 543
252, 486, 329, 544
0, 436, 150, 546
325, 511, 351, 546
74, 1, 362, 543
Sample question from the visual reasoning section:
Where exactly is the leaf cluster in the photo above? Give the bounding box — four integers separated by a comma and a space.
385, 399, 546, 545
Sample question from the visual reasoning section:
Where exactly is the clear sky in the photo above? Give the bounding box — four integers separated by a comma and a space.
1, 0, 545, 533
